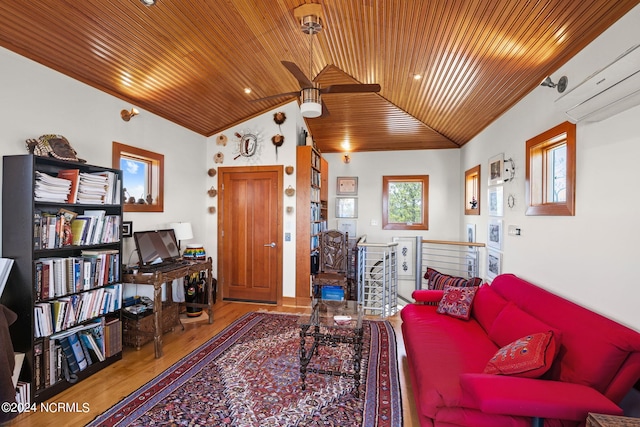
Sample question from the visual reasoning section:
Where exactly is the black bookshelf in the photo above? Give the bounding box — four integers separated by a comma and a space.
1, 154, 124, 403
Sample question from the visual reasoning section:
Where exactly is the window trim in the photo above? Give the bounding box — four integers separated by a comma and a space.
464, 165, 481, 215
112, 141, 164, 212
382, 175, 429, 230
525, 121, 576, 216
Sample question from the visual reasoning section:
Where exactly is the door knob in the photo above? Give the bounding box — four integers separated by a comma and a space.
264, 242, 276, 248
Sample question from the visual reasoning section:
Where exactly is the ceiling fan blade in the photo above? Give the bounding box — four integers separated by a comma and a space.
320, 83, 381, 94
321, 99, 330, 117
281, 61, 313, 88
249, 91, 300, 102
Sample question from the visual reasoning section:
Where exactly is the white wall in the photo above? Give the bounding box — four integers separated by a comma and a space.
460, 4, 640, 331
323, 149, 461, 244
0, 46, 206, 299
205, 101, 307, 298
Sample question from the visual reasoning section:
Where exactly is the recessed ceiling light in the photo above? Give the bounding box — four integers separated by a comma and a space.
140, 0, 156, 6
244, 88, 252, 94
413, 73, 422, 80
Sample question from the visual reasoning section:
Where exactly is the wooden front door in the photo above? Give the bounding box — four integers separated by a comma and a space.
218, 166, 283, 303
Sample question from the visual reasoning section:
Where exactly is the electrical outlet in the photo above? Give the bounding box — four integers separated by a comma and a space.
507, 225, 521, 236
371, 219, 379, 226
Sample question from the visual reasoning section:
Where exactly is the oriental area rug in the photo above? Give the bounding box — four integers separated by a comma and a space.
88, 311, 402, 427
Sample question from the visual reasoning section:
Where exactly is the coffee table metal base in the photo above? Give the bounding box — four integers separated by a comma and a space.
299, 321, 364, 397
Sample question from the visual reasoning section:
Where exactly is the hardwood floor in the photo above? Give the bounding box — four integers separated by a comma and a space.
6, 301, 418, 426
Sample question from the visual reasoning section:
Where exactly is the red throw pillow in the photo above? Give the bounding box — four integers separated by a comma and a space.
484, 331, 556, 378
425, 267, 482, 290
436, 284, 478, 320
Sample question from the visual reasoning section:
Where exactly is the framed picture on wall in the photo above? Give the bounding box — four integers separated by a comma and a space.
122, 221, 133, 238
488, 153, 504, 186
466, 223, 476, 248
487, 250, 502, 282
337, 177, 358, 195
337, 219, 357, 237
336, 197, 358, 218
487, 219, 503, 250
488, 186, 504, 217
392, 236, 418, 280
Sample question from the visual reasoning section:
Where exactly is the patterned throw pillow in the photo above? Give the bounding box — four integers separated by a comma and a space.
425, 267, 482, 290
484, 331, 556, 378
436, 284, 478, 320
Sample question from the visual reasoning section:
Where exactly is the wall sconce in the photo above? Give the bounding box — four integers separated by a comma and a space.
540, 76, 568, 93
343, 154, 351, 164
121, 108, 139, 121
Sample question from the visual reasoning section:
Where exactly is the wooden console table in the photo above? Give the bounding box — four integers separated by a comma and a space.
123, 257, 214, 358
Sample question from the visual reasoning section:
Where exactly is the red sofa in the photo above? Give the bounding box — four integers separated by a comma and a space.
401, 273, 640, 427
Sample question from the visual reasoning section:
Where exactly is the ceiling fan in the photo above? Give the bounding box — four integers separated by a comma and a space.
250, 5, 381, 118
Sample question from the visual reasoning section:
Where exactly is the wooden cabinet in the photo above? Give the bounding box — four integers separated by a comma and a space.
320, 157, 329, 222
295, 146, 328, 304
1, 155, 123, 403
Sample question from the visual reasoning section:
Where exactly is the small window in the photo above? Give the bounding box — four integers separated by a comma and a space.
112, 142, 164, 212
525, 122, 575, 216
464, 165, 480, 215
382, 175, 429, 230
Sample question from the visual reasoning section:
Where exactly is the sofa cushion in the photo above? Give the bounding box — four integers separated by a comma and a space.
488, 302, 561, 348
425, 267, 482, 290
411, 289, 445, 303
484, 331, 556, 378
436, 284, 478, 320
490, 274, 640, 395
401, 303, 499, 420
472, 284, 508, 334
461, 373, 624, 420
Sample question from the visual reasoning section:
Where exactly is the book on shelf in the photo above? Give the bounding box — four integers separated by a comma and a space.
34, 171, 72, 203
12, 352, 25, 388
70, 216, 89, 245
51, 322, 103, 374
79, 331, 105, 362
33, 209, 120, 249
103, 317, 122, 358
15, 381, 31, 406
0, 257, 13, 299
56, 169, 80, 204
58, 335, 81, 374
33, 283, 122, 336
77, 172, 109, 205
35, 253, 120, 300
82, 209, 106, 244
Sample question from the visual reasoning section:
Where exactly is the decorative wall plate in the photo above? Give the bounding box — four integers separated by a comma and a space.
233, 130, 263, 162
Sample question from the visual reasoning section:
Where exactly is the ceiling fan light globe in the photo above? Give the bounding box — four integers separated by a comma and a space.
301, 101, 322, 118
300, 87, 322, 118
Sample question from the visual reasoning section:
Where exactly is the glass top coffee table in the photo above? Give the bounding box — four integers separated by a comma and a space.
298, 299, 364, 397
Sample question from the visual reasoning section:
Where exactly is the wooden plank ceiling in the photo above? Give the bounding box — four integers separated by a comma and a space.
0, 0, 637, 153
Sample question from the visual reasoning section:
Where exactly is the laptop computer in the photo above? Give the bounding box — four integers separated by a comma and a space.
133, 229, 183, 272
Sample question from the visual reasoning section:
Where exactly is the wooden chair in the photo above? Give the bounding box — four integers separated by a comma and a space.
313, 230, 349, 299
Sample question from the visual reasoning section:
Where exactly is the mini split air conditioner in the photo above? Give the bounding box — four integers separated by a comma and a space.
555, 43, 640, 123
